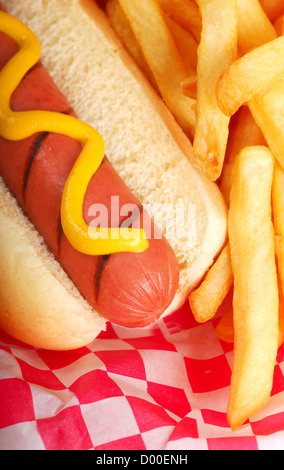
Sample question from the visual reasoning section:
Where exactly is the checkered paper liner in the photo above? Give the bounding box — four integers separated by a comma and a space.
0, 300, 284, 451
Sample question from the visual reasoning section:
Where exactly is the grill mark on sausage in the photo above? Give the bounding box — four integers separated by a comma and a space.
94, 203, 143, 301
22, 106, 75, 254
22, 130, 49, 198
57, 218, 63, 255
22, 106, 75, 200
95, 254, 110, 302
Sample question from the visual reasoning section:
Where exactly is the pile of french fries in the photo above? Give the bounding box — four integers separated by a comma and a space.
104, 0, 284, 430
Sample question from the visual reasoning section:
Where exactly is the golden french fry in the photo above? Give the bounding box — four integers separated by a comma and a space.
156, 0, 202, 42
249, 78, 284, 170
105, 0, 156, 88
278, 281, 284, 347
216, 280, 284, 348
164, 16, 198, 76
274, 14, 284, 36
105, 0, 157, 89
119, 0, 196, 139
236, 0, 277, 53
259, 0, 284, 23
272, 161, 284, 293
193, 0, 238, 181
215, 289, 234, 344
276, 273, 284, 348
234, 1, 284, 170
227, 146, 278, 430
216, 35, 284, 117
181, 75, 197, 100
189, 243, 233, 323
219, 107, 265, 206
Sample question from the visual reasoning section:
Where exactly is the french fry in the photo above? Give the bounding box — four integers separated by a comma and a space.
276, 273, 284, 349
233, 0, 284, 171
181, 75, 197, 100
189, 243, 233, 323
118, 0, 196, 139
219, 107, 266, 206
215, 289, 234, 344
216, 35, 284, 117
193, 0, 238, 181
216, 280, 284, 348
259, 0, 284, 23
236, 0, 277, 54
227, 146, 278, 430
105, 0, 157, 89
156, 0, 202, 43
249, 78, 284, 170
274, 14, 284, 36
272, 161, 284, 294
164, 16, 198, 76
278, 281, 284, 347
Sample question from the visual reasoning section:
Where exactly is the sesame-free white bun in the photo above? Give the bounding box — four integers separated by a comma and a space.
0, 0, 227, 350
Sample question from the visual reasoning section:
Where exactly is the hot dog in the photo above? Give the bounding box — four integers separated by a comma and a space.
0, 0, 227, 350
0, 21, 179, 327
0, 5, 179, 327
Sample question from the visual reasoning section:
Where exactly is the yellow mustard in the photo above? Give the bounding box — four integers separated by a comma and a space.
0, 11, 148, 255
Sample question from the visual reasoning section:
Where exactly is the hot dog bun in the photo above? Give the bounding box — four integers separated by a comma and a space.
0, 0, 227, 350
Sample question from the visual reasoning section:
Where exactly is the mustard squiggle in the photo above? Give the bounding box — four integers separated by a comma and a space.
0, 11, 148, 255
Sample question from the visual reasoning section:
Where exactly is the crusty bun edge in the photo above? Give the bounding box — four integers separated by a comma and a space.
163, 166, 228, 317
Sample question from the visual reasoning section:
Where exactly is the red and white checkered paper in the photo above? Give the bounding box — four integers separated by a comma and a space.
0, 299, 284, 451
